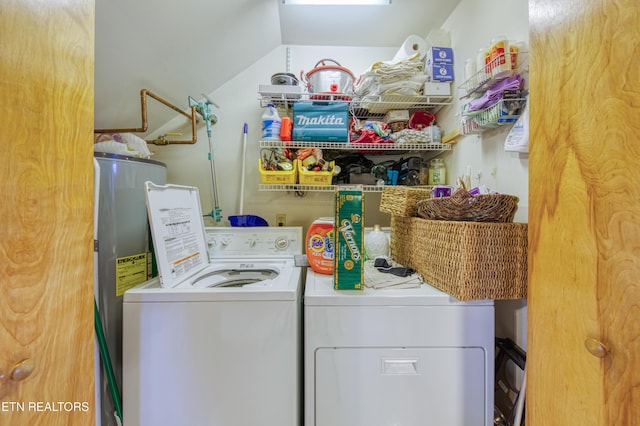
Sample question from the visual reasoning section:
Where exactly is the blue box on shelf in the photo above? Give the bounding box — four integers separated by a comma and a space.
427, 64, 455, 82
427, 64, 454, 81
292, 101, 349, 142
426, 46, 455, 65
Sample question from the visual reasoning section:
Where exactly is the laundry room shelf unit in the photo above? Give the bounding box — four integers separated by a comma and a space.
257, 92, 454, 192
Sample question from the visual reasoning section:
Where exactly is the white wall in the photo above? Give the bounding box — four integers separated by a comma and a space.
438, 0, 529, 350
438, 0, 529, 223
148, 0, 529, 348
150, 45, 397, 229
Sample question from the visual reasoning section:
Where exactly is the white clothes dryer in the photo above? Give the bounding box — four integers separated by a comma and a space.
304, 269, 495, 426
122, 183, 303, 426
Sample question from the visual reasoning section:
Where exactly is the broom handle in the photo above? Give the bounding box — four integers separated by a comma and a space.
239, 123, 248, 215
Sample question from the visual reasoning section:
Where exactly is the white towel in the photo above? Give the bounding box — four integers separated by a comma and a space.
94, 132, 152, 158
364, 258, 423, 289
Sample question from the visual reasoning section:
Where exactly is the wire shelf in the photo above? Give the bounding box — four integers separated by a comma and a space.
258, 184, 433, 193
458, 51, 529, 99
259, 140, 452, 151
258, 92, 453, 118
460, 97, 527, 134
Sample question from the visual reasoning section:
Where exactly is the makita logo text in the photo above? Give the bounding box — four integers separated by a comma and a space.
295, 115, 345, 126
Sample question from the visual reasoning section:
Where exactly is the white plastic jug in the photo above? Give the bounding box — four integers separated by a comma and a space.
262, 103, 281, 140
364, 224, 390, 259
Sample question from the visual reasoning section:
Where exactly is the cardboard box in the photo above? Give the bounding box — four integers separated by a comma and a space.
383, 109, 410, 123
333, 187, 364, 290
425, 46, 455, 65
292, 101, 349, 142
426, 64, 455, 82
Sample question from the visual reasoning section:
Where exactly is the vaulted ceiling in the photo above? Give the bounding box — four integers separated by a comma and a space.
94, 0, 461, 131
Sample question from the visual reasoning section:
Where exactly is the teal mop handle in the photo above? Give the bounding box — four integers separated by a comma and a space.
189, 95, 222, 222
94, 299, 123, 422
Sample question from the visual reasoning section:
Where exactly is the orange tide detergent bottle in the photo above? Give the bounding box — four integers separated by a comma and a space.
306, 217, 335, 275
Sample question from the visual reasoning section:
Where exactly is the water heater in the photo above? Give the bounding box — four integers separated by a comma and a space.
94, 152, 167, 426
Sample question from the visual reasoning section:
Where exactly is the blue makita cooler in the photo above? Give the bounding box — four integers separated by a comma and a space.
292, 101, 349, 142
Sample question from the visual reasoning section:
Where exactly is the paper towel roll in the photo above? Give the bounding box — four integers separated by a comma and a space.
392, 35, 428, 63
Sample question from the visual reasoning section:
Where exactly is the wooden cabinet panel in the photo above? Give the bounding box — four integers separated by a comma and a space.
0, 0, 95, 425
528, 0, 640, 424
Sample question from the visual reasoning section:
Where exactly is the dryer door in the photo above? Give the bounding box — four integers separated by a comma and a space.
314, 347, 486, 426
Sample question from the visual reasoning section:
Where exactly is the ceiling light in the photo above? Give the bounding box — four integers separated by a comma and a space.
283, 0, 391, 5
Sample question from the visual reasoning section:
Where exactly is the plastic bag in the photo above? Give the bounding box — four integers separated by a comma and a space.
504, 100, 529, 153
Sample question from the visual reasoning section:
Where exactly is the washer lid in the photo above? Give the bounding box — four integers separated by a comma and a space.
144, 182, 209, 288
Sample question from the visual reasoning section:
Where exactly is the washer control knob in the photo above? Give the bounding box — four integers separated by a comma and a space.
275, 237, 289, 250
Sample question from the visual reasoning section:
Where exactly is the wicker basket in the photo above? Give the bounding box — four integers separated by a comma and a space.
416, 188, 519, 222
391, 216, 528, 301
380, 186, 431, 217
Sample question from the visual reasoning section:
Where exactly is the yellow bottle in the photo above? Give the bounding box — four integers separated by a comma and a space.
490, 35, 511, 77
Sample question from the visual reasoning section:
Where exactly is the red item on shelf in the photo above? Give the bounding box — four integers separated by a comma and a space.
409, 111, 436, 130
280, 116, 292, 141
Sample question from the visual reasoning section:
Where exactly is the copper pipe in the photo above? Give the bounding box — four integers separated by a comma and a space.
94, 89, 199, 145
146, 106, 199, 145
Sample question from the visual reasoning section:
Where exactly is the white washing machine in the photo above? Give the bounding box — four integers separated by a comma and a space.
122, 183, 303, 426
304, 269, 494, 426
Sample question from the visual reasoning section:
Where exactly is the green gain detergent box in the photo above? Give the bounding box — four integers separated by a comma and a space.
292, 101, 349, 142
333, 187, 364, 290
